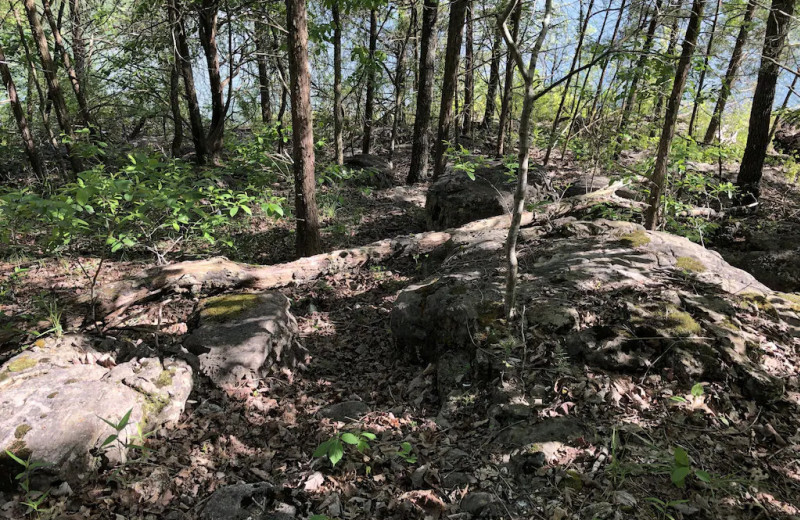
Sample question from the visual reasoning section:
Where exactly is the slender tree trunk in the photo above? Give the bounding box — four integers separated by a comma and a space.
769, 72, 799, 143
688, 0, 720, 138
482, 26, 502, 129
496, 1, 521, 157
362, 9, 378, 154
389, 4, 415, 168
462, 1, 474, 136
587, 0, 626, 123
256, 21, 272, 124
68, 0, 87, 91
332, 1, 344, 165
23, 0, 83, 175
432, 0, 468, 180
0, 43, 44, 179
703, 0, 756, 143
543, 0, 594, 165
736, 0, 795, 200
651, 0, 682, 138
169, 57, 183, 157
501, 0, 553, 318
644, 0, 705, 229
560, 1, 610, 159
406, 0, 438, 184
272, 31, 290, 154
286, 0, 322, 256
198, 0, 225, 163
42, 0, 91, 129
614, 0, 663, 158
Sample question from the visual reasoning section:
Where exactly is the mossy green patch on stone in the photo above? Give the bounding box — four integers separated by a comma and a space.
6, 356, 37, 372
776, 292, 800, 312
142, 394, 170, 426
663, 309, 702, 336
155, 369, 175, 388
199, 293, 262, 321
676, 256, 706, 273
620, 230, 650, 247
65, 378, 78, 384
740, 292, 778, 318
14, 424, 32, 439
3, 440, 30, 461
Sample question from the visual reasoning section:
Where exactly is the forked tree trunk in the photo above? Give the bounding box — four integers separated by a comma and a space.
432, 0, 468, 180
0, 43, 44, 179
703, 0, 756, 143
688, 0, 720, 138
286, 0, 322, 256
482, 26, 502, 129
332, 1, 344, 165
462, 1, 474, 136
495, 1, 521, 157
543, 0, 594, 166
644, 0, 705, 229
198, 0, 226, 164
362, 9, 378, 155
23, 0, 83, 176
170, 0, 208, 164
406, 0, 439, 184
736, 0, 795, 200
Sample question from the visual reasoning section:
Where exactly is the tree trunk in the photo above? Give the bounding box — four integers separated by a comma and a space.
198, 0, 225, 164
0, 43, 44, 179
688, 0, 720, 138
42, 0, 92, 129
495, 1, 521, 157
543, 0, 594, 166
169, 44, 184, 157
68, 0, 87, 91
481, 26, 502, 129
406, 0, 438, 184
170, 0, 208, 164
23, 0, 83, 176
614, 0, 663, 158
644, 0, 705, 229
462, 1, 474, 136
332, 1, 344, 165
769, 72, 799, 143
286, 0, 322, 256
736, 0, 795, 200
389, 4, 415, 168
651, 0, 682, 138
587, 0, 627, 123
703, 0, 756, 143
362, 9, 378, 155
432, 0, 468, 180
256, 21, 272, 124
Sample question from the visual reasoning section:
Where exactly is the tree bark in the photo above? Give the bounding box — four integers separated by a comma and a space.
286, 0, 322, 256
543, 0, 594, 166
688, 0, 720, 138
68, 0, 87, 91
736, 0, 795, 200
432, 0, 468, 180
255, 20, 272, 124
389, 4, 415, 168
198, 0, 226, 164
495, 1, 521, 157
332, 1, 344, 165
644, 0, 705, 229
614, 0, 663, 158
169, 44, 184, 157
406, 0, 438, 184
651, 0, 682, 138
0, 43, 44, 179
769, 71, 799, 143
170, 0, 208, 164
23, 0, 83, 176
703, 0, 756, 143
362, 9, 378, 154
587, 0, 627, 123
462, 1, 474, 136
481, 26, 502, 129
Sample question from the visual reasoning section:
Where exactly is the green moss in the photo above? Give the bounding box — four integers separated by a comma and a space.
776, 292, 800, 312
676, 256, 706, 273
721, 320, 739, 331
65, 378, 78, 384
620, 230, 651, 247
199, 293, 262, 321
664, 310, 702, 336
47, 392, 58, 399
141, 394, 169, 426
740, 292, 779, 317
154, 369, 175, 388
6, 356, 37, 373
14, 424, 32, 439
0, 372, 8, 384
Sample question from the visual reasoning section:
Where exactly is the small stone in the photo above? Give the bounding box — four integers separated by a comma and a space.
460, 492, 495, 515
318, 401, 369, 421
613, 490, 637, 510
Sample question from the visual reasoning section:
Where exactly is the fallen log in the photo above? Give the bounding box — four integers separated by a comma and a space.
90, 183, 634, 322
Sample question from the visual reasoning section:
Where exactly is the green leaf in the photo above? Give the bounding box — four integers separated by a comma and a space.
674, 447, 690, 467
691, 383, 704, 397
313, 440, 330, 458
101, 434, 118, 447
76, 188, 89, 206
341, 433, 359, 445
4, 450, 26, 466
328, 439, 344, 466
357, 440, 368, 453
695, 470, 711, 483
117, 408, 133, 430
670, 396, 688, 403
671, 465, 691, 487
229, 206, 239, 217
360, 432, 376, 440
241, 205, 252, 215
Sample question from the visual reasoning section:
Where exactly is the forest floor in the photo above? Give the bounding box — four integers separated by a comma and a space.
1, 147, 800, 519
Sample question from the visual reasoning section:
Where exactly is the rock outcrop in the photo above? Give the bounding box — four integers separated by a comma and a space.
184, 292, 305, 388
0, 334, 192, 487
342, 154, 394, 189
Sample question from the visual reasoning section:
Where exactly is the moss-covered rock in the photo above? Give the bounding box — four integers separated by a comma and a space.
676, 256, 707, 273
198, 293, 263, 322
620, 230, 650, 247
6, 356, 37, 372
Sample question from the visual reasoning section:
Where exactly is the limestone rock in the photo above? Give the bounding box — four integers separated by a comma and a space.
200, 482, 297, 520
0, 335, 192, 487
342, 154, 394, 189
318, 400, 369, 422
184, 292, 303, 388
